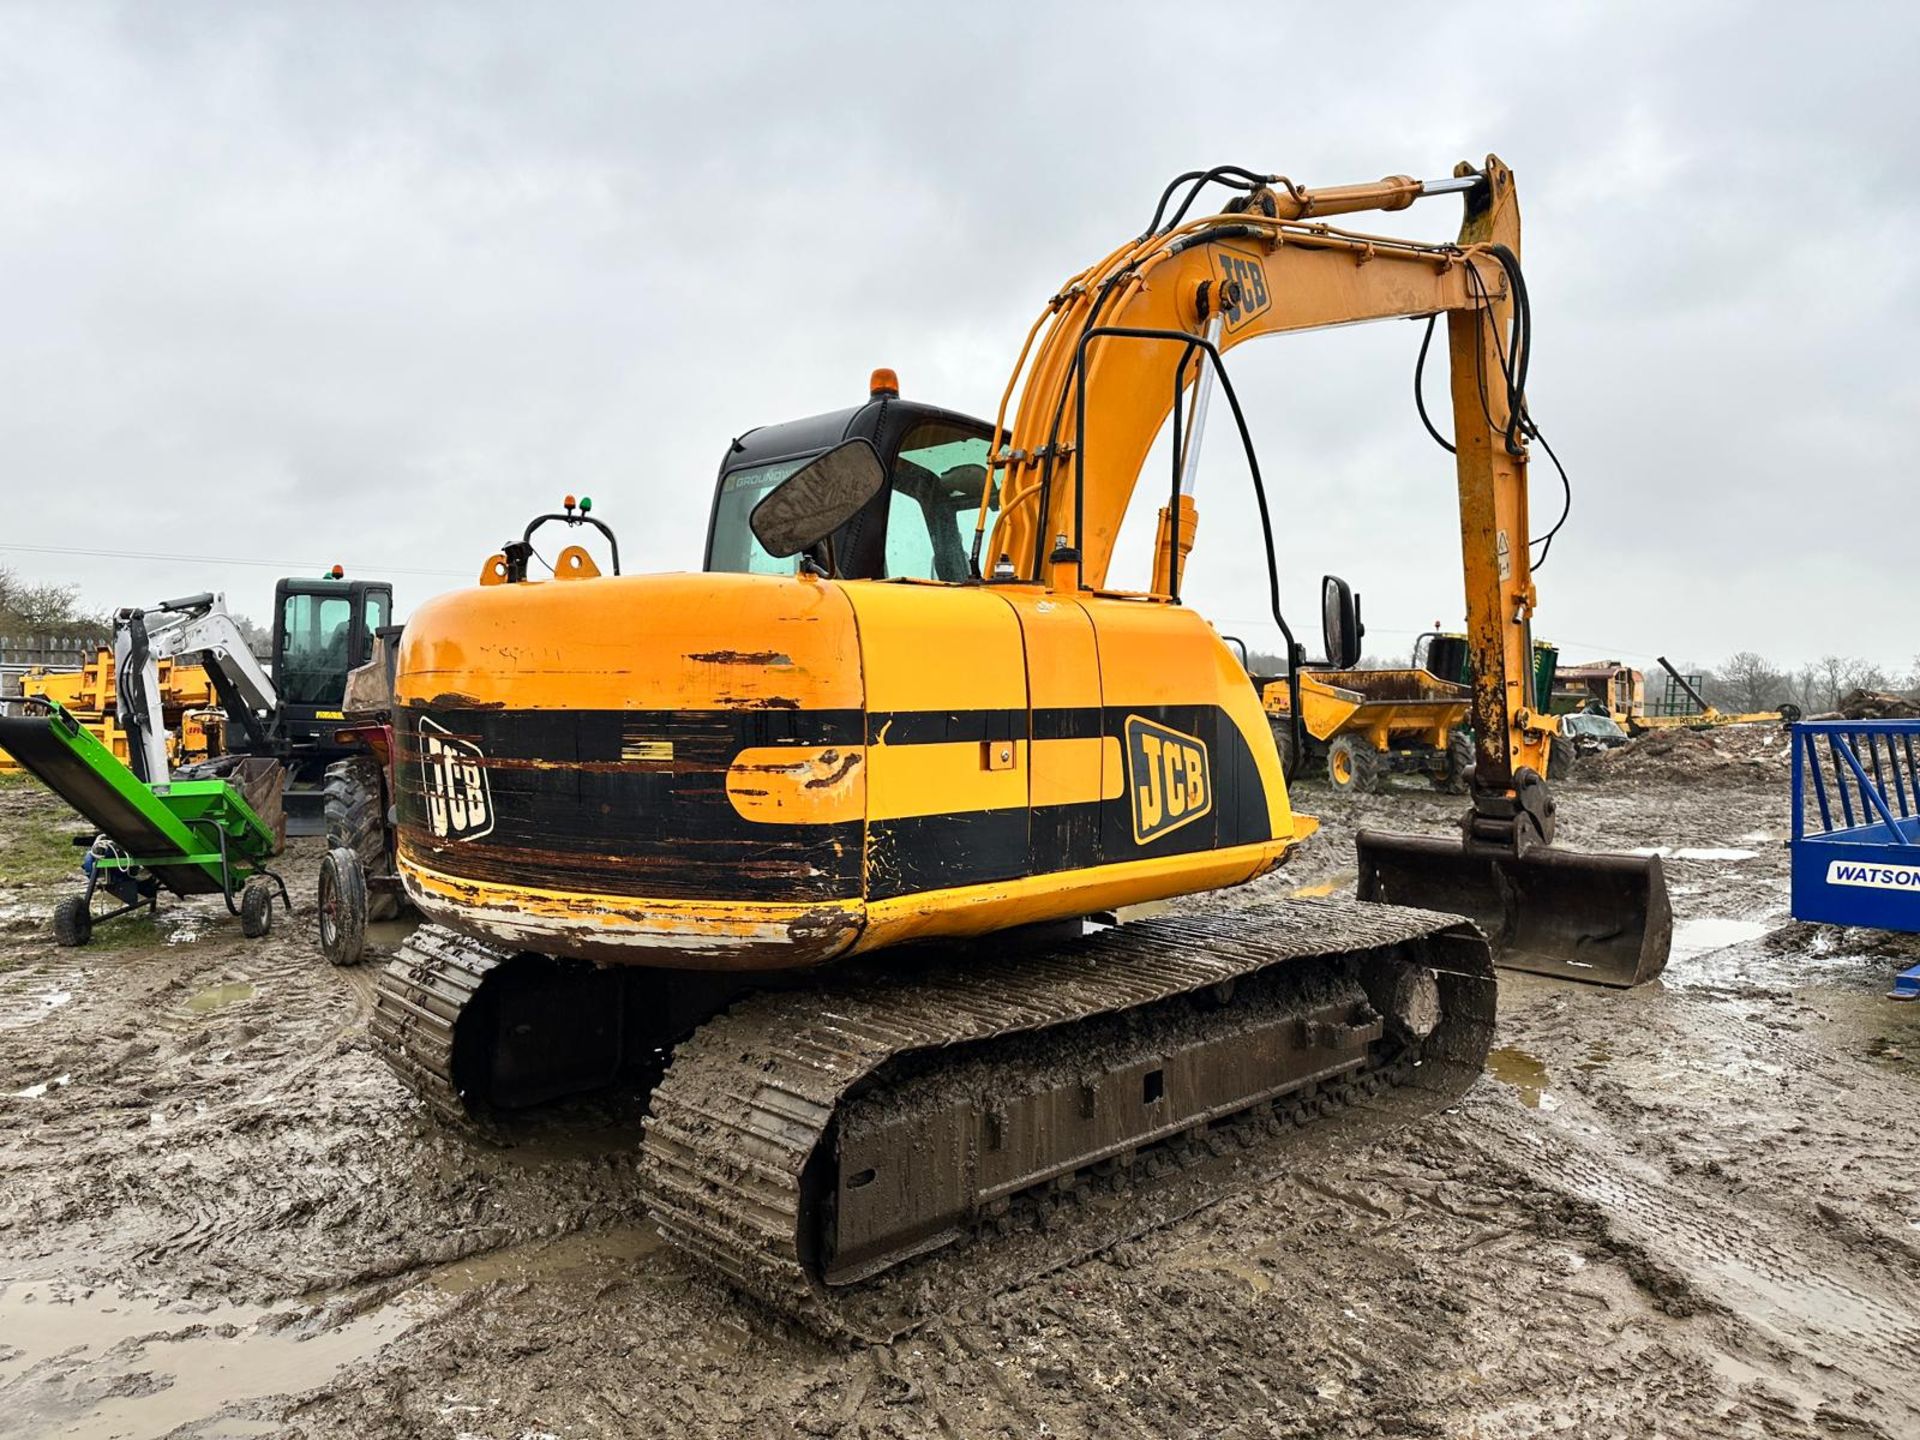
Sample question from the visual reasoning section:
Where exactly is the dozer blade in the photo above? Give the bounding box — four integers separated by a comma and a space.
1354, 829, 1672, 987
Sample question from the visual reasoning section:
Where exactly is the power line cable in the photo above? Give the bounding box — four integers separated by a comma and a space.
0, 540, 469, 580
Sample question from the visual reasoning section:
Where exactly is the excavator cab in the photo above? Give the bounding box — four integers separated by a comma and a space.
271, 574, 394, 744
705, 371, 997, 583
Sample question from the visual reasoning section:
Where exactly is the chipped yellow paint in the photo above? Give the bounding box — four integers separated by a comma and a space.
726, 745, 865, 825
399, 830, 1309, 970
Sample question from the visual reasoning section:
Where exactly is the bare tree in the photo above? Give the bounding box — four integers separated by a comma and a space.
0, 566, 109, 637
1715, 651, 1788, 711
1798, 654, 1892, 711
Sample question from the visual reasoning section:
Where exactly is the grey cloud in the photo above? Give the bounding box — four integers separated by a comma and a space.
0, 1, 1911, 671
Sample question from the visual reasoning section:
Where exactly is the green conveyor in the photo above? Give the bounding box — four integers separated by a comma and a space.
0, 701, 278, 896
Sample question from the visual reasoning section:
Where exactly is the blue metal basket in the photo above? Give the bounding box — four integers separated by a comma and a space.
1790, 719, 1920, 997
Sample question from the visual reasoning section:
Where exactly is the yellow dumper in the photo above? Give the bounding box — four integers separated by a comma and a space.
1263, 668, 1474, 794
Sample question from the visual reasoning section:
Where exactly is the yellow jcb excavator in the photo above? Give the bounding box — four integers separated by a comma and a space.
368, 156, 1669, 1336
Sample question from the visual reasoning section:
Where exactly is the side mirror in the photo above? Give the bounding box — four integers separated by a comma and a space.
750, 439, 887, 559
1321, 575, 1363, 668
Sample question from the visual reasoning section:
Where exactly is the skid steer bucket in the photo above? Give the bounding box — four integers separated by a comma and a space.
1354, 830, 1671, 987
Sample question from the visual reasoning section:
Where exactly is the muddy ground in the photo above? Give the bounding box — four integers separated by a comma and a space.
2, 723, 1918, 1439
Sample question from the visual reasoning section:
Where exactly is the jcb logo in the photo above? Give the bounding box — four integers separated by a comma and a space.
1126, 715, 1212, 845
1209, 245, 1271, 332
418, 716, 494, 842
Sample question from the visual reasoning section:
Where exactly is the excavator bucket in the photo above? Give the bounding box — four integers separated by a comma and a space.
1354, 830, 1672, 987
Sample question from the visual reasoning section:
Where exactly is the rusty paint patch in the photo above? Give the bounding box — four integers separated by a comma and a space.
688, 649, 794, 666
726, 746, 865, 825
715, 694, 803, 710
805, 750, 861, 790
787, 907, 862, 946
424, 692, 506, 710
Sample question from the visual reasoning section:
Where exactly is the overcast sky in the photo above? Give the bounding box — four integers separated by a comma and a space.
1, 3, 1913, 674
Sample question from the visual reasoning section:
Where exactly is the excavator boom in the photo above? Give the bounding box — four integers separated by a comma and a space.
980, 155, 1668, 986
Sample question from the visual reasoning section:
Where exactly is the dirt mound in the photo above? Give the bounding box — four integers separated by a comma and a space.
1837, 688, 1920, 720
1588, 723, 1789, 785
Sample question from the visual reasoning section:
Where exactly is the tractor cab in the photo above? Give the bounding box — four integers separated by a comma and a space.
705, 370, 998, 583
271, 571, 394, 744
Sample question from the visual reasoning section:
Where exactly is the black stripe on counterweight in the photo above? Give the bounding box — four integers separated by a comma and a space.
868, 808, 1029, 899
396, 703, 866, 901
1032, 706, 1103, 741
867, 706, 1105, 746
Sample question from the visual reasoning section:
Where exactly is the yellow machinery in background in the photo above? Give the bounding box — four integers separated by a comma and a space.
1553, 657, 1797, 732
1552, 659, 1645, 727
2, 648, 222, 775
1262, 667, 1473, 794
363, 156, 1671, 1335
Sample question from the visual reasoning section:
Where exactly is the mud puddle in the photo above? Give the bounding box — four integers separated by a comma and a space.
422, 1224, 665, 1296
10, 1072, 71, 1099
1288, 869, 1355, 899
1672, 916, 1775, 960
0, 1281, 443, 1440
1486, 1043, 1614, 1111
185, 981, 257, 1013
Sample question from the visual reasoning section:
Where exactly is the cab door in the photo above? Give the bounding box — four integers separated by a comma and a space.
1000, 592, 1107, 877
844, 584, 1029, 900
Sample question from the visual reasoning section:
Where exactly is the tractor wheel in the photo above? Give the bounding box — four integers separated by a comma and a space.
1548, 733, 1576, 781
240, 878, 274, 939
317, 847, 369, 967
324, 757, 400, 921
1441, 730, 1475, 795
52, 895, 92, 948
1326, 736, 1380, 795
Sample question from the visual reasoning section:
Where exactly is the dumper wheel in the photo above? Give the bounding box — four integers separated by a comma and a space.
52, 896, 91, 948
1548, 733, 1576, 781
240, 878, 274, 939
318, 847, 369, 967
1440, 731, 1474, 795
325, 757, 400, 921
1269, 718, 1299, 781
1327, 736, 1380, 795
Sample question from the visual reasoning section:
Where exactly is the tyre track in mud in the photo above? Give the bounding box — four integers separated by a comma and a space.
0, 847, 645, 1311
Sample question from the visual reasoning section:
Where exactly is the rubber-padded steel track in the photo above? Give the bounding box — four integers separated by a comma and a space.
641, 898, 1493, 1339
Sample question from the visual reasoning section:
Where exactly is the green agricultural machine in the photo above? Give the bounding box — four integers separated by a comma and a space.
0, 699, 289, 945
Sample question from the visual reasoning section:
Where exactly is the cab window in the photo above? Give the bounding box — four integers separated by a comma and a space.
882, 421, 995, 583
365, 589, 389, 640
708, 458, 812, 575
279, 592, 354, 706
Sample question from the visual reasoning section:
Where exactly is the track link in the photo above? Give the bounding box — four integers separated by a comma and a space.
641, 897, 1494, 1340
369, 924, 513, 1124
